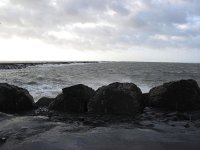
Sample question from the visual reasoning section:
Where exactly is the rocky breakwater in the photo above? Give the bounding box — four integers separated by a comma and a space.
1, 80, 200, 150
34, 79, 200, 126
1, 79, 200, 115
45, 82, 143, 115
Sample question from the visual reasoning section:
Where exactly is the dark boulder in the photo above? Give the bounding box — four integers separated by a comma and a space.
49, 84, 95, 113
88, 82, 143, 115
36, 97, 54, 107
141, 93, 149, 108
0, 83, 35, 113
149, 79, 200, 111
49, 94, 64, 110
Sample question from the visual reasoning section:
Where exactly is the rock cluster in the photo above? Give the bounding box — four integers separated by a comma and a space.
1, 79, 200, 115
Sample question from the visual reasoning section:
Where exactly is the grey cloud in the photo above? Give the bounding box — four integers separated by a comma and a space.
0, 0, 200, 52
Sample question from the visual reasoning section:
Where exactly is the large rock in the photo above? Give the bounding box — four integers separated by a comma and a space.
149, 79, 200, 111
88, 82, 143, 115
49, 84, 95, 113
36, 97, 54, 107
0, 83, 35, 113
141, 93, 149, 108
49, 93, 64, 110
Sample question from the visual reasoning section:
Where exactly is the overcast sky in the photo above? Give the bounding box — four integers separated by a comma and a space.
0, 0, 200, 62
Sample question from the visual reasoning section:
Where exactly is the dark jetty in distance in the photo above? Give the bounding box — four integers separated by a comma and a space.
0, 61, 99, 70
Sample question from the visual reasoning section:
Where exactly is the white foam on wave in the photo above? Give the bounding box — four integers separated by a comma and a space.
25, 84, 62, 101
138, 84, 151, 93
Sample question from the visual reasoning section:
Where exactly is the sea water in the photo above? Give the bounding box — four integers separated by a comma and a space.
0, 62, 200, 101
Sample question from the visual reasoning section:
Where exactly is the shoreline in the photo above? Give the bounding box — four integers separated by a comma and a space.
0, 79, 200, 149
